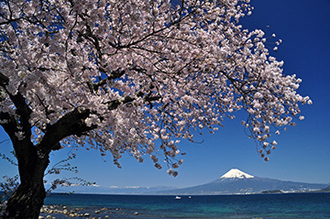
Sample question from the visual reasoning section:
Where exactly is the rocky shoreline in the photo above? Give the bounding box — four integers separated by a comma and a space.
39, 205, 139, 218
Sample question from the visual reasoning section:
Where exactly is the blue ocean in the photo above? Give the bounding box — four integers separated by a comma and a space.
40, 193, 330, 218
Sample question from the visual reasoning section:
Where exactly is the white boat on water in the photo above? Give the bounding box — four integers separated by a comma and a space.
175, 196, 181, 200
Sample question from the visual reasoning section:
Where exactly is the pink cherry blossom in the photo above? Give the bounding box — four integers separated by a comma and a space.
0, 1, 310, 216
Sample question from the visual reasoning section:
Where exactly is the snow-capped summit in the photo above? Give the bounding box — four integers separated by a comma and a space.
220, 168, 254, 179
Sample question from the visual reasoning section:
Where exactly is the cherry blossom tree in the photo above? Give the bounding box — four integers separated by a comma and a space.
0, 0, 310, 218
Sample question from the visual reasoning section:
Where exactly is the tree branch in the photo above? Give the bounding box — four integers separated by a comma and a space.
107, 90, 161, 110
37, 107, 96, 155
87, 69, 125, 93
0, 112, 18, 143
0, 72, 32, 136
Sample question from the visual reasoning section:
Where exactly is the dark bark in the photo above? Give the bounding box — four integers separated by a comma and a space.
4, 182, 46, 219
4, 141, 50, 219
1, 107, 95, 218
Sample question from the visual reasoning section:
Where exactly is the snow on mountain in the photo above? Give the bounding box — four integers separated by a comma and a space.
220, 168, 254, 179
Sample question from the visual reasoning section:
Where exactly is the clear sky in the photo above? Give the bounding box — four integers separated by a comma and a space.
1, 0, 329, 191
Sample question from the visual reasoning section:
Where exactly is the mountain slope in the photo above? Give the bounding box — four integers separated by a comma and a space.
158, 169, 328, 195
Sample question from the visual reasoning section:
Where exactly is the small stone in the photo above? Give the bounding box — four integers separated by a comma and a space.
134, 212, 139, 215
46, 215, 51, 219
95, 210, 101, 214
105, 216, 109, 218
38, 216, 44, 219
84, 213, 90, 217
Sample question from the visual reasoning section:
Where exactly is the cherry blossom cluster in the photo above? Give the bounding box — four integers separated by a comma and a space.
0, 0, 310, 175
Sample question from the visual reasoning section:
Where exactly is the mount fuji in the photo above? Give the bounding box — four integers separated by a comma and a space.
158, 168, 328, 195
219, 168, 254, 179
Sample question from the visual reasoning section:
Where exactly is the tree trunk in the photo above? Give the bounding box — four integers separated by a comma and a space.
4, 183, 46, 219
4, 142, 49, 219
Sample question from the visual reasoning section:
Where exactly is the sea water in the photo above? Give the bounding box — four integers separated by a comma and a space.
41, 192, 330, 218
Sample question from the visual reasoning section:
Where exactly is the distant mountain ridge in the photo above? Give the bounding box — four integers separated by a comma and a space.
56, 185, 177, 194
54, 168, 328, 195
157, 169, 329, 195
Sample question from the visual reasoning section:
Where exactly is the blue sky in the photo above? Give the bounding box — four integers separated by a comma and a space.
1, 0, 329, 191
